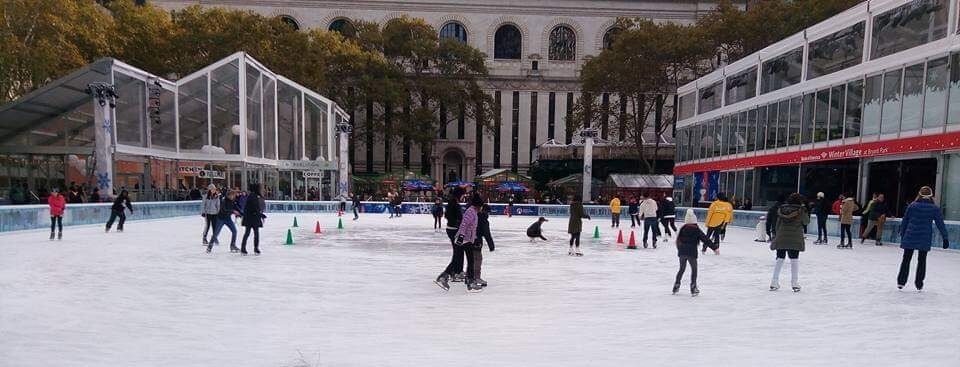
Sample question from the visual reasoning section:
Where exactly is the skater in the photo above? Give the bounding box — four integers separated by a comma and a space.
674, 209, 718, 296
89, 188, 101, 203
659, 195, 677, 240
832, 194, 844, 215
209, 189, 242, 253
473, 203, 495, 289
387, 191, 396, 218
755, 216, 768, 242
862, 193, 887, 246
240, 184, 265, 256
609, 195, 621, 228
435, 187, 466, 291
769, 193, 809, 292
568, 197, 591, 256
526, 217, 549, 241
639, 193, 659, 248
201, 184, 220, 245
507, 194, 514, 218
393, 192, 403, 218
628, 196, 640, 228
765, 195, 783, 241
339, 194, 347, 216
813, 192, 830, 244
704, 193, 733, 248
431, 197, 444, 231
838, 194, 859, 249
351, 192, 361, 220
896, 186, 950, 291
105, 190, 133, 232
47, 187, 66, 240
456, 194, 483, 292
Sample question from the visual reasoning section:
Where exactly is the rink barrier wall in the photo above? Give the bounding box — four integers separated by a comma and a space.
1, 201, 957, 249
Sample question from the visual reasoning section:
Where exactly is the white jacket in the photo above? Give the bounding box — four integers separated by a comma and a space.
638, 198, 658, 219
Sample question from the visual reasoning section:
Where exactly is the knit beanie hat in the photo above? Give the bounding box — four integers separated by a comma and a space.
684, 209, 697, 224
919, 186, 934, 199
817, 192, 824, 199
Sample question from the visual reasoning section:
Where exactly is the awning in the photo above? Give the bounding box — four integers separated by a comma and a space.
605, 174, 674, 189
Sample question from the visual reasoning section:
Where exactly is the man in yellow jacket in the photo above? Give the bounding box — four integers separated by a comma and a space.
609, 195, 621, 228
704, 193, 734, 248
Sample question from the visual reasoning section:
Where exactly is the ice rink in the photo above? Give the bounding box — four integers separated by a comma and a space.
1, 212, 959, 366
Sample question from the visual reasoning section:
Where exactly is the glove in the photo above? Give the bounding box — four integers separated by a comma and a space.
202, 213, 206, 217
489, 243, 495, 252
455, 234, 465, 247
944, 239, 950, 249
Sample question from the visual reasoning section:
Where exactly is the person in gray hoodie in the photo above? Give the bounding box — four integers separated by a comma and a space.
770, 193, 809, 292
201, 184, 220, 245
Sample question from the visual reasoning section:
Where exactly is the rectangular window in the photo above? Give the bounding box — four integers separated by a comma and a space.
712, 119, 722, 158
698, 80, 723, 114
735, 111, 745, 154
694, 125, 703, 160
600, 93, 610, 139
775, 100, 787, 148
565, 92, 574, 144
761, 47, 803, 94
679, 92, 696, 120
871, 0, 948, 60
744, 169, 754, 202
458, 104, 465, 139
829, 85, 844, 140
439, 103, 448, 139
530, 92, 538, 154
863, 74, 883, 135
807, 22, 865, 80
475, 100, 484, 174
746, 108, 757, 152
950, 54, 960, 125
619, 95, 627, 141
802, 93, 814, 144
511, 91, 519, 172
755, 105, 766, 151
845, 79, 863, 138
814, 89, 829, 142
901, 63, 926, 131
789, 96, 802, 146
723, 115, 734, 156
178, 75, 209, 152
767, 102, 779, 149
881, 69, 903, 134
494, 91, 501, 168
548, 92, 556, 139
923, 57, 949, 128
725, 66, 757, 105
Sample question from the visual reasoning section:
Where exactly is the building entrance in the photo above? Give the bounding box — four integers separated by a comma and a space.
867, 158, 938, 217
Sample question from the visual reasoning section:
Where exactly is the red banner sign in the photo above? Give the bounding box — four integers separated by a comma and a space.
674, 130, 960, 175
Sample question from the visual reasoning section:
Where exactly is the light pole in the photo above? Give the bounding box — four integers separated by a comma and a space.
86, 82, 118, 197
580, 128, 597, 203
336, 120, 353, 199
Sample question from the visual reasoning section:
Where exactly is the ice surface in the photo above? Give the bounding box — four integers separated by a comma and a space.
1, 213, 959, 367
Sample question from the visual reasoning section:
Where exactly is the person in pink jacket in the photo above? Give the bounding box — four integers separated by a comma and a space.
48, 187, 66, 240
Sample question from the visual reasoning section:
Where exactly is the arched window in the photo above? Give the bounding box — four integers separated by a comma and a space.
279, 15, 300, 31
328, 18, 355, 38
549, 25, 576, 61
439, 22, 468, 43
494, 24, 522, 60
602, 27, 621, 50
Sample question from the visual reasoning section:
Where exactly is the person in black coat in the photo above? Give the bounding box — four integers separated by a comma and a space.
814, 192, 832, 245
526, 217, 549, 241
765, 195, 784, 241
431, 197, 444, 231
240, 184, 265, 256
435, 187, 466, 289
476, 204, 495, 252
105, 190, 133, 232
351, 192, 361, 220
674, 209, 717, 296
659, 196, 677, 238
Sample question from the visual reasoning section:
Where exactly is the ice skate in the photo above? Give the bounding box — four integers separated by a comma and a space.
254, 248, 261, 256
240, 249, 248, 256
672, 284, 680, 295
792, 286, 801, 292
568, 247, 575, 256
57, 232, 62, 240
434, 274, 450, 291
203, 238, 208, 245
897, 284, 905, 290
652, 242, 657, 249
466, 280, 484, 293
691, 285, 700, 297
643, 242, 648, 249
49, 232, 55, 240
451, 272, 466, 282
476, 278, 488, 287
575, 247, 583, 256
205, 247, 211, 254
770, 284, 780, 291
230, 245, 239, 253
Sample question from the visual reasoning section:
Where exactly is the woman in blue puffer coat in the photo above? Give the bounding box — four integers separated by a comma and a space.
897, 186, 950, 291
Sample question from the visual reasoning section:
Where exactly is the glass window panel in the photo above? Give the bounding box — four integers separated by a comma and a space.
766, 102, 779, 149
177, 75, 208, 152
744, 169, 754, 202
679, 92, 695, 120
210, 60, 240, 155
829, 85, 844, 140
150, 87, 176, 151
698, 80, 723, 114
881, 68, 903, 134
329, 19, 356, 38
304, 96, 328, 160
901, 63, 925, 131
740, 110, 751, 153
602, 27, 621, 50
807, 22, 865, 80
724, 115, 735, 156
713, 119, 722, 157
776, 100, 788, 148
948, 54, 960, 125
754, 105, 765, 151
923, 57, 949, 128
725, 66, 757, 105
494, 25, 522, 60
802, 93, 814, 144
263, 78, 276, 159
245, 66, 263, 158
549, 26, 576, 61
761, 47, 803, 94
863, 74, 883, 135
871, 0, 948, 60
845, 79, 863, 138
114, 73, 146, 147
814, 89, 829, 142
277, 82, 302, 160
439, 22, 467, 43
789, 96, 802, 145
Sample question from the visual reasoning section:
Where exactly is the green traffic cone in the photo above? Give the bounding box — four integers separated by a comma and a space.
285, 229, 294, 245
292, 216, 299, 227
337, 217, 344, 230
593, 225, 600, 239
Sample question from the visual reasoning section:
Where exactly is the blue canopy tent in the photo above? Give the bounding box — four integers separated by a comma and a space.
445, 181, 474, 188
495, 181, 529, 193
402, 179, 434, 191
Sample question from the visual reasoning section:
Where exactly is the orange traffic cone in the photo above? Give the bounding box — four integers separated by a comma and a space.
315, 221, 322, 234
616, 230, 624, 244
627, 231, 637, 249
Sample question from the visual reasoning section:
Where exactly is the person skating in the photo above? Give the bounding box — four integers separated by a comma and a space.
431, 197, 444, 231
105, 190, 133, 232
456, 194, 483, 292
765, 195, 783, 241
474, 203, 495, 288
47, 187, 66, 240
507, 194, 515, 218
351, 192, 361, 220
674, 209, 718, 296
609, 195, 621, 228
568, 197, 591, 256
338, 194, 347, 216
526, 217, 549, 241
628, 196, 640, 228
769, 193, 809, 292
838, 194, 859, 249
387, 191, 396, 218
209, 189, 242, 253
897, 186, 950, 291
659, 196, 677, 241
240, 184, 265, 256
814, 192, 831, 245
393, 192, 403, 218
831, 194, 843, 215
89, 188, 100, 203
862, 193, 887, 246
201, 184, 220, 245
638, 193, 659, 248
704, 193, 733, 249
435, 187, 466, 291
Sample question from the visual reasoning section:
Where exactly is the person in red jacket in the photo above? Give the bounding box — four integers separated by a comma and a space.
48, 187, 66, 240
831, 195, 843, 215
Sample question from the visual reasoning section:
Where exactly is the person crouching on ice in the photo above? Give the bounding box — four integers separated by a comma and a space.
526, 217, 549, 242
674, 209, 717, 296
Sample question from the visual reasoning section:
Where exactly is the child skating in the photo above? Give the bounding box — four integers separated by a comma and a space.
47, 187, 66, 240
674, 209, 718, 296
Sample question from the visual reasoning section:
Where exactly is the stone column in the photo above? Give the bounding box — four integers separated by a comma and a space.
88, 83, 118, 197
